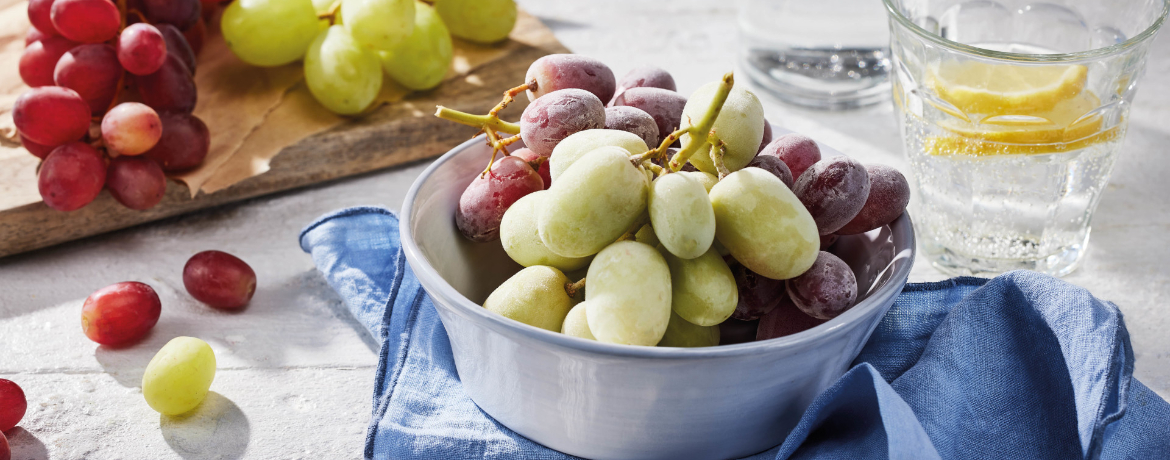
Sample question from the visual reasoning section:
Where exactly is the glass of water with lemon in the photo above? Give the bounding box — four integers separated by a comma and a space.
885, 0, 1169, 276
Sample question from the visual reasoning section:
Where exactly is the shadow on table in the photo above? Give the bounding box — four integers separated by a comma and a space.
161, 391, 250, 460
6, 427, 49, 460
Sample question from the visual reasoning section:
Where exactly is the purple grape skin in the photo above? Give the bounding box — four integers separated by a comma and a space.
746, 156, 793, 189
604, 106, 659, 148
757, 119, 773, 153
611, 87, 687, 146
837, 164, 911, 235
761, 133, 820, 181
719, 319, 759, 345
730, 263, 786, 321
519, 88, 605, 156
756, 293, 827, 341
157, 24, 196, 75
136, 54, 197, 113
609, 65, 676, 104
820, 234, 839, 250
525, 54, 616, 104
786, 251, 858, 320
794, 156, 870, 235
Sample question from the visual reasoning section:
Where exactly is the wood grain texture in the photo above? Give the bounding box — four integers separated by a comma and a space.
0, 14, 568, 259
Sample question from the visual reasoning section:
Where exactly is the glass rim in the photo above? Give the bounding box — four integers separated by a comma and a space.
882, 0, 1170, 62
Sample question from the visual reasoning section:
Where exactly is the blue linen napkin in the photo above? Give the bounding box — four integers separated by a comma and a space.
299, 207, 1170, 460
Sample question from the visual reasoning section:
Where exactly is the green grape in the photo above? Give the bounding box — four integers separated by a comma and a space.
378, 3, 452, 91
585, 241, 671, 346
561, 301, 595, 340
649, 173, 715, 259
500, 191, 592, 272
710, 167, 819, 280
657, 311, 720, 348
660, 247, 737, 326
635, 223, 660, 247
222, 0, 320, 67
312, 0, 334, 13
681, 82, 765, 174
434, 0, 516, 44
142, 337, 216, 415
340, 0, 414, 51
680, 171, 718, 193
549, 129, 648, 182
483, 266, 573, 332
538, 146, 649, 258
304, 25, 383, 115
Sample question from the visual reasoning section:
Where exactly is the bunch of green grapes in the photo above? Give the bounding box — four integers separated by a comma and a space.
222, 0, 517, 115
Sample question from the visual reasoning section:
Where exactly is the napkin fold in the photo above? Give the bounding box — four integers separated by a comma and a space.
300, 207, 1170, 460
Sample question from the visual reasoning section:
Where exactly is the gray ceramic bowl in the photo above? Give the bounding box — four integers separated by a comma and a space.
400, 134, 915, 460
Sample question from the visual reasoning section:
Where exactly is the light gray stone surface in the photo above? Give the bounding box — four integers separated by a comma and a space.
1, 1, 1167, 458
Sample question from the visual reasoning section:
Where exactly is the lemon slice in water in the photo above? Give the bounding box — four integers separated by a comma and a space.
927, 61, 1088, 116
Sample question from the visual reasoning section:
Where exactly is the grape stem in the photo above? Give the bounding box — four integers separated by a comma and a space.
709, 131, 731, 179
668, 73, 735, 172
564, 278, 587, 299
319, 0, 342, 22
434, 106, 521, 134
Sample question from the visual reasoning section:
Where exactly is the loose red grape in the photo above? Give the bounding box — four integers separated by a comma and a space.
81, 281, 162, 346
20, 135, 56, 159
106, 156, 167, 210
136, 54, 197, 113
603, 106, 659, 148
157, 24, 196, 75
837, 164, 911, 235
455, 156, 543, 242
786, 251, 857, 320
756, 293, 826, 341
118, 23, 168, 76
0, 379, 27, 432
510, 147, 550, 190
611, 87, 687, 146
143, 112, 210, 171
746, 155, 794, 189
28, 0, 59, 36
141, 0, 201, 30
102, 102, 163, 155
38, 142, 106, 211
182, 19, 205, 56
519, 88, 605, 156
718, 319, 759, 345
730, 263, 786, 321
794, 156, 870, 235
525, 54, 616, 103
609, 65, 676, 104
54, 43, 122, 114
761, 133, 821, 181
25, 26, 52, 45
183, 250, 257, 310
19, 35, 77, 87
757, 118, 773, 153
13, 86, 90, 147
50, 0, 120, 44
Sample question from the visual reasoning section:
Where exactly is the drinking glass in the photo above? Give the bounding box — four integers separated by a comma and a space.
885, 0, 1169, 276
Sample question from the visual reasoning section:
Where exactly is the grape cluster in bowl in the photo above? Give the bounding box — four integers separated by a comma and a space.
436, 55, 911, 348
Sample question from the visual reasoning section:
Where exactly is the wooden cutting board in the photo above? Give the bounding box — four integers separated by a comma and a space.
0, 6, 567, 259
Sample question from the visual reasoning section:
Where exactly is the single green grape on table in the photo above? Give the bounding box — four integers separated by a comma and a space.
341, 0, 415, 51
379, 2, 453, 91
142, 337, 216, 416
221, 0, 320, 67
304, 25, 384, 115
434, 0, 517, 44
585, 241, 671, 346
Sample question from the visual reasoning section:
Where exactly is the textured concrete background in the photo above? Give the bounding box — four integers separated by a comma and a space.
2, 0, 1167, 458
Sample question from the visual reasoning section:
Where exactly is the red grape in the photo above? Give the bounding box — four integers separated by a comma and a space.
28, 0, 59, 36
746, 155, 794, 189
455, 156, 543, 242
525, 54, 616, 103
25, 25, 52, 45
757, 118, 773, 153
611, 87, 687, 145
183, 19, 205, 56
106, 156, 166, 210
81, 281, 162, 346
13, 86, 90, 146
718, 319, 759, 345
604, 106, 658, 148
837, 164, 911, 235
510, 147, 550, 189
756, 293, 826, 341
54, 43, 122, 114
183, 250, 257, 310
730, 263, 786, 321
794, 156, 870, 235
141, 0, 201, 30
144, 112, 210, 171
761, 133, 821, 181
102, 102, 163, 155
610, 65, 676, 104
0, 379, 27, 432
519, 88, 605, 156
136, 54, 197, 112
118, 23, 168, 76
20, 135, 56, 159
19, 35, 77, 87
820, 234, 839, 250
50, 0, 120, 44
786, 251, 857, 320
38, 142, 106, 211
0, 430, 8, 460
157, 24, 196, 74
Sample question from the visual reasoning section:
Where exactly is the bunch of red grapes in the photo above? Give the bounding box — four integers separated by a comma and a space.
16, 0, 216, 212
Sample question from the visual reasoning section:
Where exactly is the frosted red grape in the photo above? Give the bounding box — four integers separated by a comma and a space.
21, 135, 56, 159
102, 102, 163, 155
141, 0, 201, 30
786, 251, 858, 320
510, 147, 550, 189
731, 263, 786, 321
107, 156, 167, 210
610, 65, 676, 104
81, 281, 162, 346
157, 24, 196, 74
794, 156, 870, 235
54, 43, 122, 114
137, 54, 197, 113
610, 87, 687, 145
762, 133, 821, 181
50, 0, 120, 44
837, 164, 911, 235
118, 23, 168, 76
38, 142, 106, 211
718, 319, 759, 345
604, 106, 659, 148
28, 0, 59, 36
525, 54, 616, 103
455, 156, 543, 242
13, 86, 90, 146
757, 118, 772, 153
756, 293, 827, 341
0, 379, 26, 432
746, 155, 794, 189
183, 250, 257, 310
144, 112, 210, 171
519, 88, 605, 156
19, 35, 77, 87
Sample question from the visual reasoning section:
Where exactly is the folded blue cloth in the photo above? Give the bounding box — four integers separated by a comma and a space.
300, 207, 1170, 460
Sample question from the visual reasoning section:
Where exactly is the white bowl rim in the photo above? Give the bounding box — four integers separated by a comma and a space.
400, 134, 917, 359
